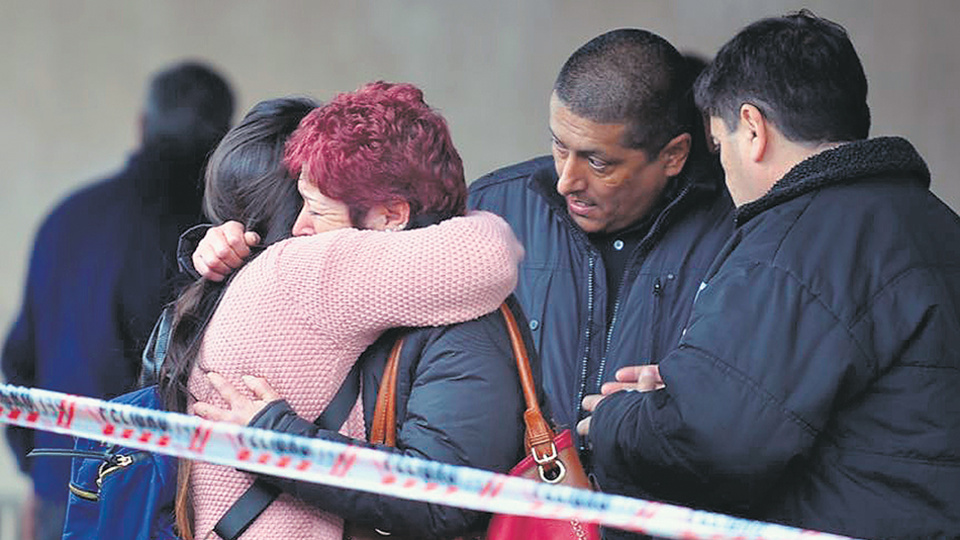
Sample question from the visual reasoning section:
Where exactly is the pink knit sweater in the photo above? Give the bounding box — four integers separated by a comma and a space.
187, 211, 521, 540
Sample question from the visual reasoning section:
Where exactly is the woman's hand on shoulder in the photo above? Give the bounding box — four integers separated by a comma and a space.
192, 372, 280, 425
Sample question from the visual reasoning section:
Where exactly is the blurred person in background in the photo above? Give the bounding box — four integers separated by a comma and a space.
1, 60, 233, 540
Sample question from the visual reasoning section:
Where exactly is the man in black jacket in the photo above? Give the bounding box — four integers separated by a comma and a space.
469, 30, 734, 452
583, 11, 960, 538
2, 61, 233, 540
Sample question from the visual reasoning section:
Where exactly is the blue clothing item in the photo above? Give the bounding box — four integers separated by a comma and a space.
62, 386, 178, 540
2, 144, 207, 503
468, 156, 734, 436
590, 137, 960, 538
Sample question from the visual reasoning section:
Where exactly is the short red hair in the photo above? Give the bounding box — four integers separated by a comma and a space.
284, 81, 466, 226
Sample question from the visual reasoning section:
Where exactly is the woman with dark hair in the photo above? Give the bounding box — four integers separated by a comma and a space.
157, 96, 317, 417
60, 96, 317, 540
167, 82, 527, 540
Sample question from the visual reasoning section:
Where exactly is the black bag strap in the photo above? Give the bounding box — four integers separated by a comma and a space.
139, 306, 175, 387
213, 360, 363, 540
312, 360, 361, 432
212, 480, 281, 540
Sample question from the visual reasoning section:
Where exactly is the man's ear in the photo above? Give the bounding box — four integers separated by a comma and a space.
658, 132, 692, 177
739, 104, 768, 162
364, 200, 411, 231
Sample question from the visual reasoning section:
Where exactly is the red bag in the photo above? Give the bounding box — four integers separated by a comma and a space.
484, 304, 601, 540
485, 429, 599, 539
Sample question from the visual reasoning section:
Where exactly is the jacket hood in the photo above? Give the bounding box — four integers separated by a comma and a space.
736, 136, 930, 225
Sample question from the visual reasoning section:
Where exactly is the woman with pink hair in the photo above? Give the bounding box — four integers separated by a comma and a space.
164, 82, 533, 539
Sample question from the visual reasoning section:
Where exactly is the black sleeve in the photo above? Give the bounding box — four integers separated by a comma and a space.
176, 224, 211, 280
250, 319, 527, 539
588, 262, 859, 514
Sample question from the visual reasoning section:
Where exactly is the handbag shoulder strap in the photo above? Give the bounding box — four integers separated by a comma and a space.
369, 337, 404, 446
368, 303, 559, 478
214, 361, 363, 540
139, 305, 175, 387
496, 303, 560, 478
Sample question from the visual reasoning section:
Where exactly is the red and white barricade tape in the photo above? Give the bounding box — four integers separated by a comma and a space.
0, 384, 855, 540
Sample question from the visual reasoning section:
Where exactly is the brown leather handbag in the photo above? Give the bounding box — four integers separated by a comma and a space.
348, 302, 599, 540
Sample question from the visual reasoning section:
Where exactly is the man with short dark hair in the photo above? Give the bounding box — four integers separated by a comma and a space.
2, 60, 233, 539
469, 30, 734, 448
582, 12, 960, 538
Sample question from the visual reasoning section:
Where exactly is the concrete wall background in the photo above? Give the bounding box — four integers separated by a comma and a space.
0, 0, 957, 513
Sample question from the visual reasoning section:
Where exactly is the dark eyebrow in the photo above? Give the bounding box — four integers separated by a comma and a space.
549, 127, 619, 164
550, 128, 592, 155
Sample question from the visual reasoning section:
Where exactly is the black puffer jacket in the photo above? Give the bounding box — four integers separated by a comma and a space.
250, 296, 539, 539
590, 137, 960, 539
469, 156, 734, 435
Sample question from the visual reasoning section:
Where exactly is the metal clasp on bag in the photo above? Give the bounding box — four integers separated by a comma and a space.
30, 447, 136, 503
96, 454, 135, 489
531, 442, 566, 484
66, 453, 138, 503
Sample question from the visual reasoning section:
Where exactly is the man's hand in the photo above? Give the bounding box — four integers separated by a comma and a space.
192, 372, 280, 425
192, 221, 261, 282
576, 365, 665, 437
576, 394, 604, 436
601, 365, 665, 395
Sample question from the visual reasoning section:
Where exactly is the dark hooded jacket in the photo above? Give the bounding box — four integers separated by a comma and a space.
590, 137, 960, 539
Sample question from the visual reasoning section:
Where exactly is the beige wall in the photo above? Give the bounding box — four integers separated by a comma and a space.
0, 0, 957, 506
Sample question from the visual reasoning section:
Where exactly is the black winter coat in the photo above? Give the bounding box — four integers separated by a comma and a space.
590, 137, 960, 539
469, 156, 734, 435
250, 296, 539, 539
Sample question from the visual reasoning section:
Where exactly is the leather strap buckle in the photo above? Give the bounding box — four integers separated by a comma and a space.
531, 442, 557, 465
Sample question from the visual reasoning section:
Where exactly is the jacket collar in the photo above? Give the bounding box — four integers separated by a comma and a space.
735, 136, 930, 225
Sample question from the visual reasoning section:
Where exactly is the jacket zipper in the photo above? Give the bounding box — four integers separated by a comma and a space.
574, 254, 597, 444
650, 277, 664, 359
594, 182, 694, 390
596, 284, 624, 397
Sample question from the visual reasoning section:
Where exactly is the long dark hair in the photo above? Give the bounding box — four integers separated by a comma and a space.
158, 97, 316, 539
158, 97, 317, 415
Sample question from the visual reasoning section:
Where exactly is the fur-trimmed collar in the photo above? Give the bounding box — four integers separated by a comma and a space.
736, 136, 930, 225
